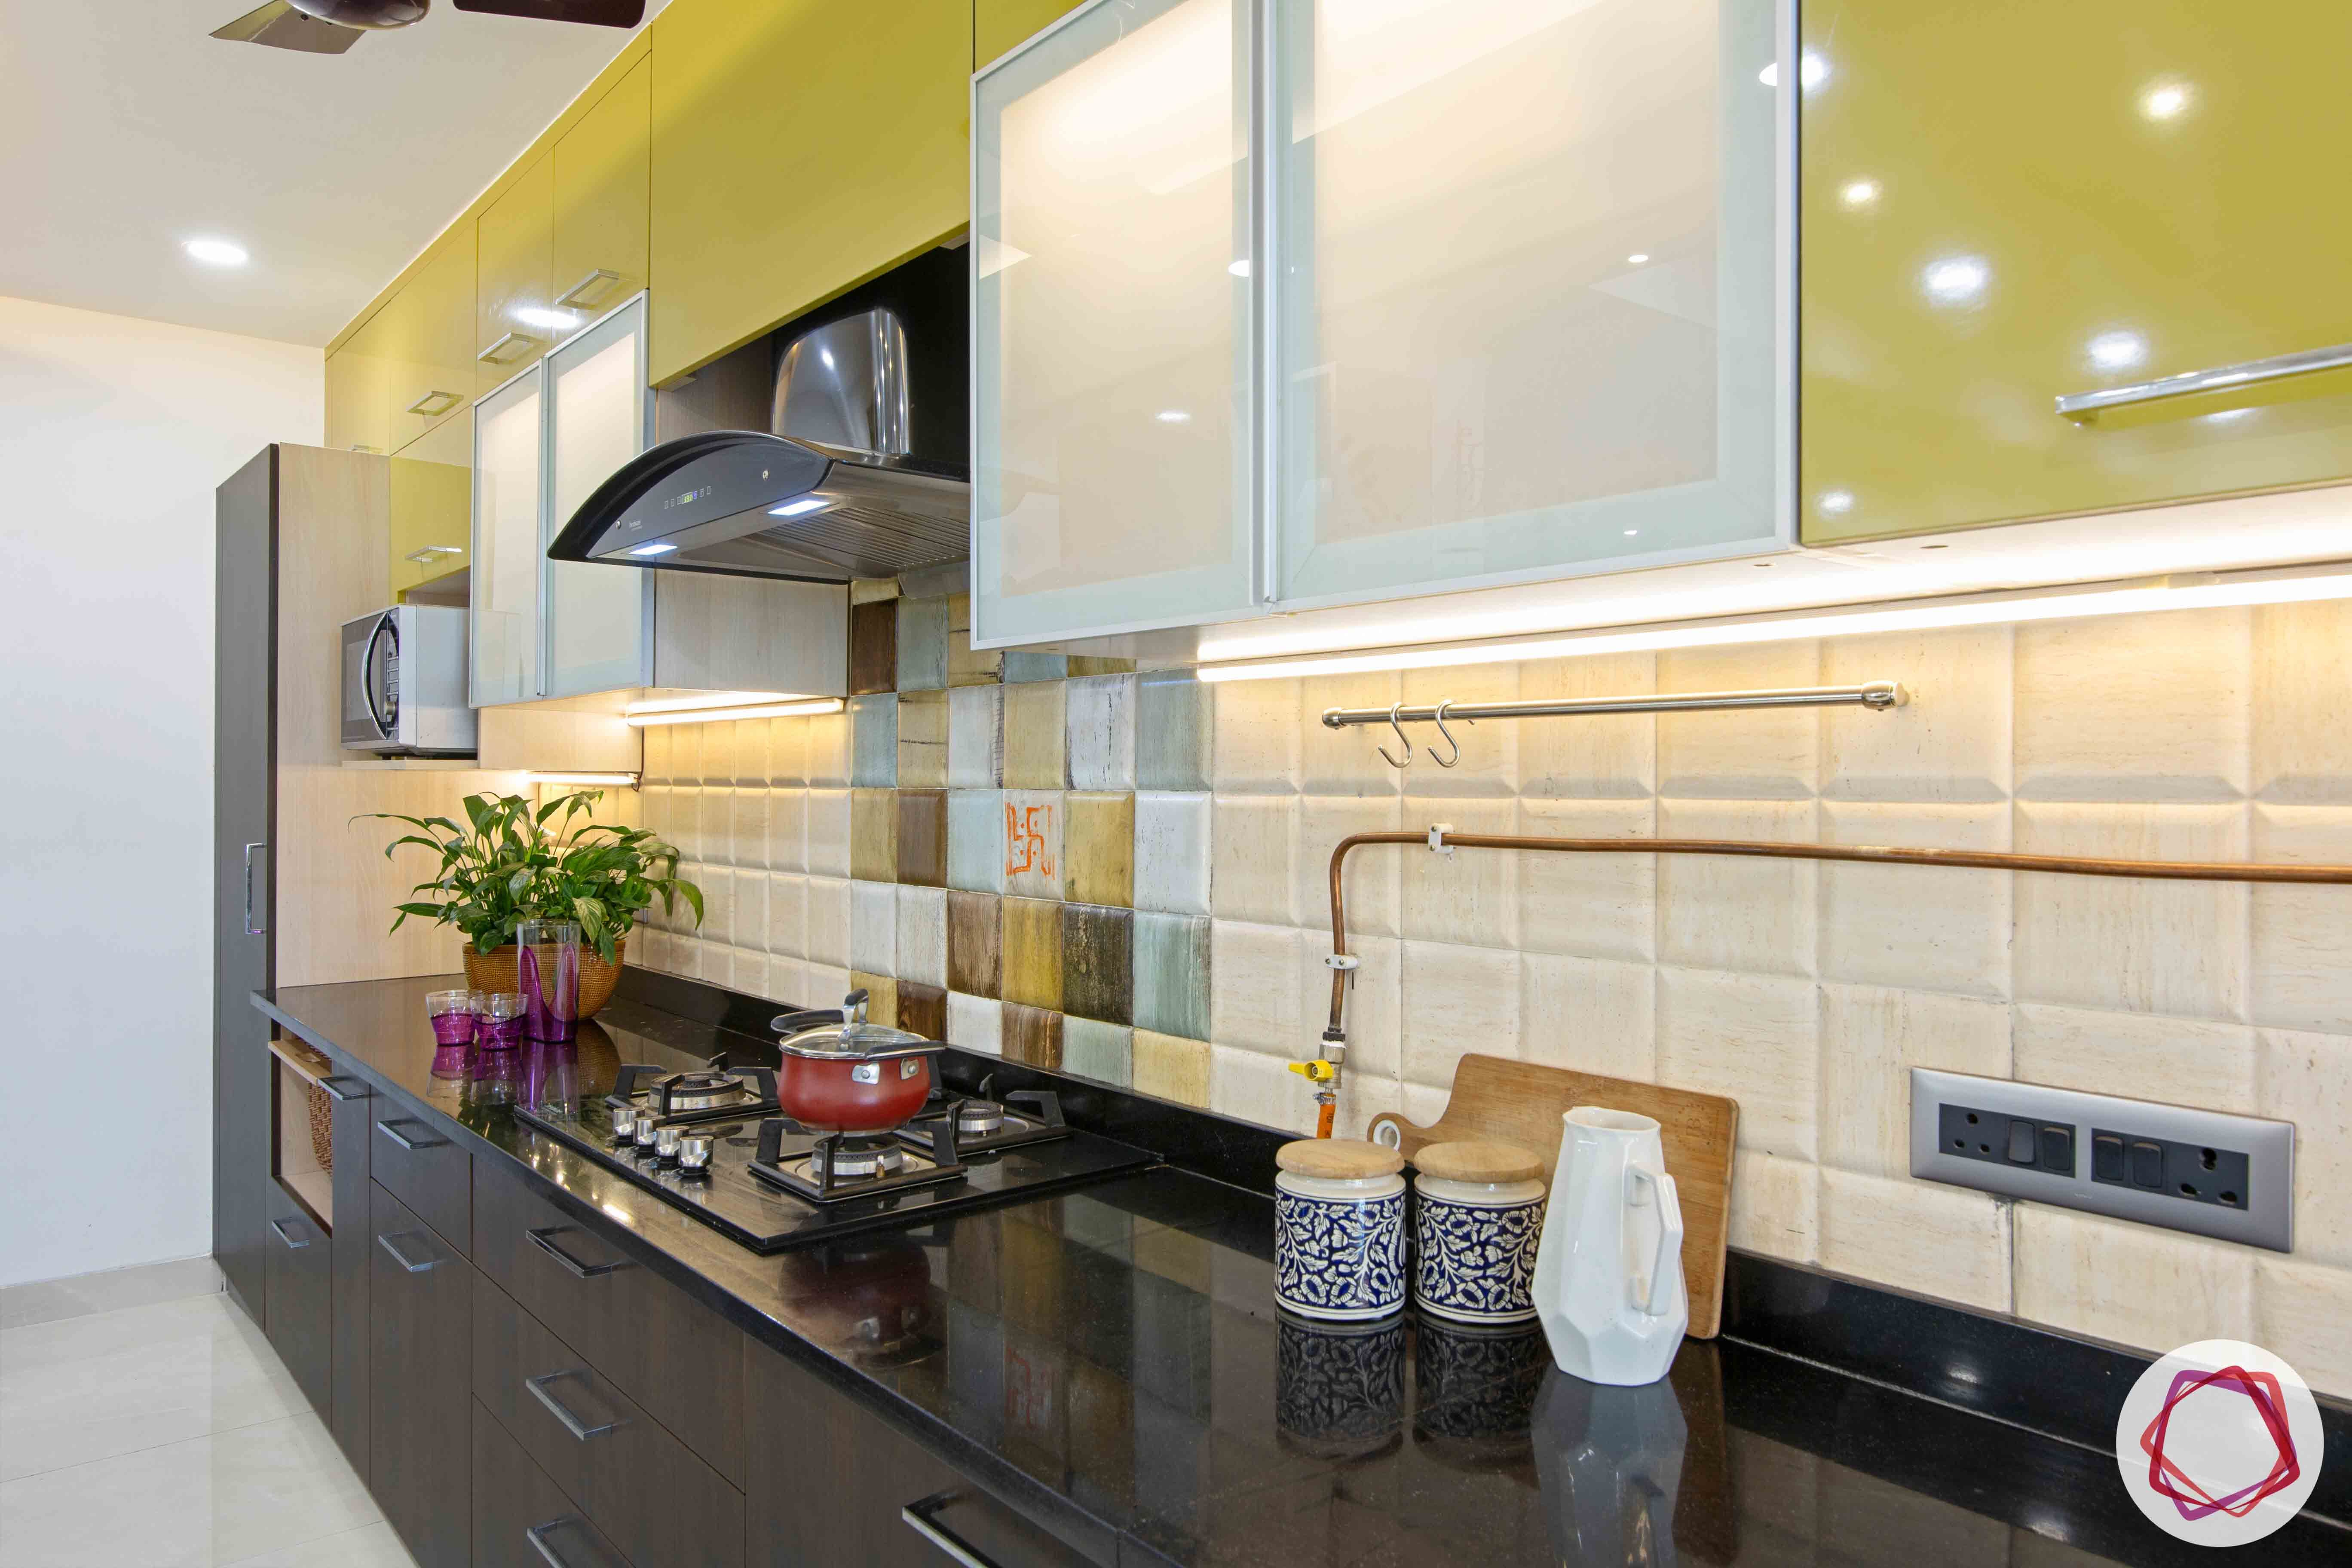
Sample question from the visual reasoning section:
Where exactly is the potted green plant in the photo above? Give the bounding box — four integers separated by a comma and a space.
364, 790, 702, 1018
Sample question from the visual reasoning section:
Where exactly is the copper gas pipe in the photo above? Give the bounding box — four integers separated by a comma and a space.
1307, 830, 2352, 1136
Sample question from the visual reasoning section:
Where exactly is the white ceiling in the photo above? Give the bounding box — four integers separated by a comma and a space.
0, 0, 664, 347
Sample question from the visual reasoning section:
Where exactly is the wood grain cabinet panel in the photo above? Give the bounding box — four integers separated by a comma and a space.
370, 1180, 475, 1568
472, 1400, 630, 1568
476, 153, 556, 396
325, 1071, 374, 1478
647, 0, 969, 383
370, 1107, 472, 1256
261, 1176, 333, 1418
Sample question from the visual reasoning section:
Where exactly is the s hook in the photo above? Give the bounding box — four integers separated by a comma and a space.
1429, 699, 1472, 768
1376, 702, 1414, 769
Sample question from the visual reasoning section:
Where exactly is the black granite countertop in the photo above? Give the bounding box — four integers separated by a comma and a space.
256, 975, 2348, 1567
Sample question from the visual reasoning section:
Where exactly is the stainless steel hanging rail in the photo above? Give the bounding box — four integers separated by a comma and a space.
1319, 680, 1908, 731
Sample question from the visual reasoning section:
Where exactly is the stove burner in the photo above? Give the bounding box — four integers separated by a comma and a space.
819, 1136, 906, 1179
749, 1118, 968, 1204
954, 1101, 1005, 1136
896, 1083, 1069, 1155
604, 1061, 779, 1127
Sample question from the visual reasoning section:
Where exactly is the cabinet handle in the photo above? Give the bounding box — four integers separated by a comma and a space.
268, 1216, 311, 1250
375, 1230, 441, 1273
404, 389, 463, 416
901, 1492, 1009, 1568
376, 1118, 449, 1152
2056, 340, 2352, 420
242, 842, 266, 936
524, 1518, 592, 1568
525, 1370, 626, 1441
476, 332, 540, 366
554, 268, 623, 310
404, 544, 465, 566
527, 1225, 630, 1279
317, 1074, 369, 1103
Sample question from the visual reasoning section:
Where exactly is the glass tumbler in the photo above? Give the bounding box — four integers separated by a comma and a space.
518, 919, 582, 1043
474, 990, 527, 1051
425, 989, 476, 1047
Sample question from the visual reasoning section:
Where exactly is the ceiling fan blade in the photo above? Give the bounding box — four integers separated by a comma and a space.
451, 0, 645, 27
211, 0, 365, 52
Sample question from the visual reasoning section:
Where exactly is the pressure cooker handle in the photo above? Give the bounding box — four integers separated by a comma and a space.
769, 989, 869, 1038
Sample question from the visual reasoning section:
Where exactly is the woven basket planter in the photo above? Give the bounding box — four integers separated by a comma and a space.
462, 933, 627, 1020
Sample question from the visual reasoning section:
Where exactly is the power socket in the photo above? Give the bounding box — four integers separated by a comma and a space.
1910, 1069, 2294, 1252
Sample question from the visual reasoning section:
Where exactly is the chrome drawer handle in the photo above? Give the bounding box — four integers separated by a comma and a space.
901, 1492, 1008, 1568
2056, 340, 2352, 420
477, 331, 540, 366
318, 1074, 369, 1103
376, 1118, 448, 1152
527, 1225, 630, 1279
404, 389, 463, 417
525, 1518, 591, 1568
554, 267, 623, 309
376, 1230, 441, 1274
526, 1370, 625, 1441
268, 1216, 311, 1250
242, 842, 266, 935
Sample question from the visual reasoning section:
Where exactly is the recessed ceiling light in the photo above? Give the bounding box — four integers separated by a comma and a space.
2088, 331, 2147, 372
1839, 178, 1880, 208
1922, 255, 1989, 305
184, 237, 248, 267
2141, 81, 2193, 121
1626, 253, 1650, 265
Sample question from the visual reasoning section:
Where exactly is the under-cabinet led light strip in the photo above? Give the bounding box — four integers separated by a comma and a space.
621, 698, 845, 727
1194, 562, 2352, 683
526, 773, 642, 787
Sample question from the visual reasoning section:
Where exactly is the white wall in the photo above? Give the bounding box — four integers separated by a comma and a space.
0, 295, 321, 1286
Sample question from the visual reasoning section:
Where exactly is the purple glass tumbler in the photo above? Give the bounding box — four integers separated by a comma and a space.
425, 989, 474, 1075
475, 991, 527, 1051
518, 919, 582, 1044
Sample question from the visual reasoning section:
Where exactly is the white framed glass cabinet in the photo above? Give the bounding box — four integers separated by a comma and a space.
969, 0, 1794, 645
470, 370, 542, 707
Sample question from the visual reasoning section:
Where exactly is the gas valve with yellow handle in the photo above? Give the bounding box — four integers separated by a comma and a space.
1286, 1059, 1338, 1086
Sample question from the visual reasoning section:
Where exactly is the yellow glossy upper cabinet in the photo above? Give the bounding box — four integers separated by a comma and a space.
325, 325, 395, 455
550, 56, 649, 323
647, 0, 968, 384
475, 155, 555, 395
383, 232, 478, 451
1802, 0, 2352, 544
388, 413, 472, 595
976, 0, 1085, 65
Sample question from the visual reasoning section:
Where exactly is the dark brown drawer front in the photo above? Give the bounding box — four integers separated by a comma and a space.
372, 1108, 470, 1255
475, 1276, 744, 1568
474, 1156, 746, 1485
472, 1398, 630, 1568
262, 1178, 333, 1418
371, 1180, 475, 1568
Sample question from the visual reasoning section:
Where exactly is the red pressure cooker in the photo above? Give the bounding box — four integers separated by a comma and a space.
769, 990, 944, 1135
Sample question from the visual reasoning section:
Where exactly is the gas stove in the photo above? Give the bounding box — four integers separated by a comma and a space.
603, 1060, 779, 1130
895, 1083, 1071, 1155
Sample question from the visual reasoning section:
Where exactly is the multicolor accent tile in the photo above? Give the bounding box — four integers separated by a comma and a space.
1136, 671, 1212, 791
1003, 651, 1069, 684
896, 595, 950, 692
1063, 792, 1135, 908
946, 593, 1002, 687
896, 885, 947, 988
897, 980, 947, 1042
897, 689, 948, 788
1003, 790, 1063, 901
1068, 655, 1137, 678
850, 694, 897, 787
849, 880, 896, 974
1133, 1029, 1211, 1107
1067, 675, 1137, 790
848, 970, 899, 1028
1002, 680, 1068, 790
947, 685, 1004, 789
1062, 1017, 1135, 1087
1001, 895, 1064, 1012
948, 889, 1001, 998
850, 788, 898, 883
1133, 791, 1211, 916
896, 789, 946, 888
946, 991, 1003, 1054
849, 599, 898, 695
1062, 903, 1133, 1025
1133, 911, 1212, 1040
946, 789, 1007, 894
1004, 1001, 1064, 1068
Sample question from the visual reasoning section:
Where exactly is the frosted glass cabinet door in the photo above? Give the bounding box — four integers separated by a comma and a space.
543, 297, 652, 699
971, 0, 1259, 646
472, 374, 543, 707
1271, 0, 1790, 606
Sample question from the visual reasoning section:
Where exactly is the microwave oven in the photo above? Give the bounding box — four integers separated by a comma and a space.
341, 605, 477, 756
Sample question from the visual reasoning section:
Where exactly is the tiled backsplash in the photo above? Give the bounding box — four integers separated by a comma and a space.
634, 586, 2352, 1396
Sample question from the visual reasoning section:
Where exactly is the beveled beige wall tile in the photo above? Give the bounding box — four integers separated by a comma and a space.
732, 872, 769, 952
1299, 670, 1402, 797
1517, 652, 1656, 799
2014, 607, 2251, 802
1211, 677, 1302, 794
1819, 1168, 2010, 1311
766, 873, 806, 959
1066, 674, 1137, 791
769, 717, 808, 787
641, 723, 673, 783
1658, 799, 1818, 978
730, 788, 768, 870
1298, 795, 1402, 938
1133, 791, 1210, 916
947, 991, 1003, 1055
2254, 1256, 2352, 1399
2253, 600, 2352, 804
1400, 663, 1519, 797
2258, 1028, 2352, 1269
1729, 1151, 1819, 1263
2250, 804, 2352, 1032
1658, 641, 1821, 799
1134, 1028, 1211, 1107
849, 879, 895, 975
1819, 802, 2010, 998
1821, 626, 2012, 803
764, 792, 806, 875
700, 721, 735, 784
805, 959, 851, 1002
2013, 802, 2249, 1020
2012, 1001, 2257, 1114
1657, 967, 1819, 1158
1210, 793, 1297, 925
1001, 680, 1067, 790
805, 789, 850, 878
1517, 797, 1656, 964
1519, 951, 1654, 1081
1208, 920, 1305, 1056
1400, 940, 1521, 1090
1400, 795, 1519, 949
698, 866, 734, 946
1307, 932, 1398, 1079
1212, 1045, 1314, 1133
668, 724, 703, 785
804, 876, 849, 967
807, 710, 850, 787
1339, 1072, 1405, 1142
2014, 1207, 2255, 1352
1820, 983, 2009, 1178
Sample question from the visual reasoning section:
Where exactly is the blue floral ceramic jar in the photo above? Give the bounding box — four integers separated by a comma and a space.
1412, 1140, 1547, 1325
1274, 1139, 1408, 1321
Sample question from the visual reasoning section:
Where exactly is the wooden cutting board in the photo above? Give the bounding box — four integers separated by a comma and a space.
1366, 1054, 1738, 1338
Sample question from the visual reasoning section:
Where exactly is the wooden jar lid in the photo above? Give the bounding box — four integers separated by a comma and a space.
1277, 1138, 1405, 1180
1413, 1140, 1545, 1185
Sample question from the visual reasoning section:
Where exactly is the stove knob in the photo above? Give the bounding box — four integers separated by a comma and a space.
677, 1133, 714, 1171
610, 1102, 639, 1139
632, 1112, 661, 1150
654, 1124, 684, 1162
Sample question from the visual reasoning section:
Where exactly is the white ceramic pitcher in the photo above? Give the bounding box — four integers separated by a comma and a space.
1531, 1106, 1687, 1386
